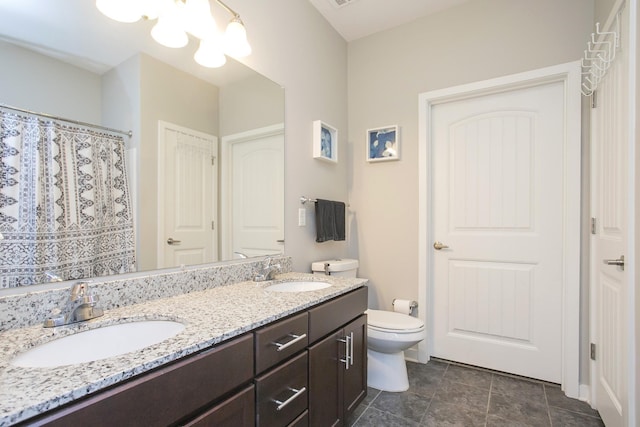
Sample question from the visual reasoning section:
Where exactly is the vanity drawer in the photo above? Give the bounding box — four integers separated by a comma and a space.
288, 409, 309, 427
255, 351, 308, 427
28, 334, 253, 427
308, 286, 368, 343
182, 384, 255, 427
255, 312, 308, 374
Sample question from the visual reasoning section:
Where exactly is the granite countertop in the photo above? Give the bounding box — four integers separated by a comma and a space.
0, 272, 367, 426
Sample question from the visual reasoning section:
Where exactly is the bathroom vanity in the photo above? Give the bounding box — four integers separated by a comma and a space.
0, 267, 367, 427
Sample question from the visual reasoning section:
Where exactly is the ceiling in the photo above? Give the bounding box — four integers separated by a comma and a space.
308, 0, 472, 41
0, 0, 471, 85
0, 0, 254, 86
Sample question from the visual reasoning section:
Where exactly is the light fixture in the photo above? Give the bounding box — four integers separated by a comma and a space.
96, 0, 252, 68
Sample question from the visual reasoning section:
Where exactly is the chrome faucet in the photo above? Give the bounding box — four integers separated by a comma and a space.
44, 281, 104, 327
254, 256, 281, 282
44, 271, 63, 282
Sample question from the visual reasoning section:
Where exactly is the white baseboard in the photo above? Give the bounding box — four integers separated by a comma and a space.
579, 384, 595, 408
404, 347, 421, 363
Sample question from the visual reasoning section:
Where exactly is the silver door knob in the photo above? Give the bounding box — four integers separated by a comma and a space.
604, 255, 624, 270
166, 238, 182, 245
433, 241, 449, 250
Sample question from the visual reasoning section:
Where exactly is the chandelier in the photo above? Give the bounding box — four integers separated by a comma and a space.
96, 0, 252, 68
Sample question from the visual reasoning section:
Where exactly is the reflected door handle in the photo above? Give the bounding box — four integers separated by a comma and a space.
433, 241, 449, 250
167, 238, 181, 245
604, 255, 624, 270
277, 239, 285, 243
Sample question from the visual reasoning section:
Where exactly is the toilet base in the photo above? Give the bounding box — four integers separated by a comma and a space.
367, 349, 409, 392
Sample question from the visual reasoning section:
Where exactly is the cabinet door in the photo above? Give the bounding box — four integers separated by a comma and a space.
308, 330, 344, 427
343, 314, 367, 416
182, 385, 254, 427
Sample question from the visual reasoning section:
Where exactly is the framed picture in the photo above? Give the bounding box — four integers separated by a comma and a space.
367, 125, 399, 162
313, 120, 338, 163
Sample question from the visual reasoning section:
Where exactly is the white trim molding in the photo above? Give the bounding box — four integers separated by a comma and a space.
417, 61, 582, 398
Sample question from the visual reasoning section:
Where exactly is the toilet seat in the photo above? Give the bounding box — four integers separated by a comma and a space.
366, 309, 424, 334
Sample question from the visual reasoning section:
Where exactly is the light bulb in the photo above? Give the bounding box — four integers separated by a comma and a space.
194, 39, 227, 68
183, 0, 218, 40
96, 0, 143, 23
223, 18, 252, 58
151, 15, 188, 48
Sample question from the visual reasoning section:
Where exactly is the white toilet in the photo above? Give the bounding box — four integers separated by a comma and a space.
311, 259, 426, 392
366, 309, 425, 392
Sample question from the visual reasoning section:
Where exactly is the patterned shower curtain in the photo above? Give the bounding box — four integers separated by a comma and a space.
0, 110, 136, 288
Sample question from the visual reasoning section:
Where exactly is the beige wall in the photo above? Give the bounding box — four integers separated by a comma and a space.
236, 1, 350, 272
348, 0, 593, 307
0, 40, 101, 123
219, 74, 284, 137
347, 0, 594, 377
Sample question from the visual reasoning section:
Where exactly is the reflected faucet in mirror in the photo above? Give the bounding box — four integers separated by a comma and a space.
253, 256, 281, 282
0, 0, 285, 289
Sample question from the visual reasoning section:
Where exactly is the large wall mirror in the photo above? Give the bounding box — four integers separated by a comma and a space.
0, 1, 284, 289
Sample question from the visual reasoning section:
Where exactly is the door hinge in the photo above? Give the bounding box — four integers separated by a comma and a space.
591, 90, 598, 108
590, 343, 596, 361
591, 217, 597, 235
211, 221, 215, 230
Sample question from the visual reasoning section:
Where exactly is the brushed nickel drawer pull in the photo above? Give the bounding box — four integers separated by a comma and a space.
274, 387, 306, 411
349, 332, 354, 366
338, 334, 351, 370
273, 333, 307, 352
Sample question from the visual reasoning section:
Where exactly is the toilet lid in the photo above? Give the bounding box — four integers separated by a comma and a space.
366, 309, 424, 331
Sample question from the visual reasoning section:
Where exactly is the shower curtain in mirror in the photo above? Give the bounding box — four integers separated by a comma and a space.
0, 110, 136, 288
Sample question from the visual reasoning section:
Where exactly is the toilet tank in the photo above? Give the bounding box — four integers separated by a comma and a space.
311, 259, 359, 278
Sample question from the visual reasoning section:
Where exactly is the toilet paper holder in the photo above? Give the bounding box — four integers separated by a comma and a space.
392, 299, 418, 315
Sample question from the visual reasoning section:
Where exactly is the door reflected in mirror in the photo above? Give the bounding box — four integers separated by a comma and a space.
0, 1, 285, 288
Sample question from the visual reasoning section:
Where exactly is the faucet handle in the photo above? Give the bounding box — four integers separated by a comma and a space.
69, 281, 92, 299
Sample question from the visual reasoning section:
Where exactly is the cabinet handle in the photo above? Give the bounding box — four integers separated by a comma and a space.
274, 387, 306, 411
273, 333, 307, 352
339, 334, 351, 370
349, 331, 354, 366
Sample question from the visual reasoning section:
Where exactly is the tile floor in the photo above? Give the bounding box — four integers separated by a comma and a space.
349, 359, 604, 426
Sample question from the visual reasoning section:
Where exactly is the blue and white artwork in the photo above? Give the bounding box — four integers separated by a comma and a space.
367, 126, 399, 162
313, 120, 338, 163
321, 126, 332, 159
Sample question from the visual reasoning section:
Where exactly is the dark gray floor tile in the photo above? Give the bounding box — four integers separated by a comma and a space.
488, 392, 550, 426
441, 364, 493, 390
420, 399, 486, 426
353, 407, 420, 427
548, 407, 605, 427
407, 360, 447, 398
486, 414, 540, 426
491, 374, 545, 403
544, 385, 601, 418
349, 388, 382, 426
363, 387, 382, 406
371, 391, 431, 423
432, 380, 490, 413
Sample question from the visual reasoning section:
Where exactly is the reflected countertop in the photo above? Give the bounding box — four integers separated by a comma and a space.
0, 272, 367, 426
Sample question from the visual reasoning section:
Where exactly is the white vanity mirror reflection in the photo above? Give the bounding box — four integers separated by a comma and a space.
0, 0, 285, 288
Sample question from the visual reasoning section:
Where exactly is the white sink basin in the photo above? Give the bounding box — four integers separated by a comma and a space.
12, 320, 185, 368
265, 281, 331, 292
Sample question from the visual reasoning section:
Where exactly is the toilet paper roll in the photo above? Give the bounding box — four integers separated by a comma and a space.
392, 299, 414, 315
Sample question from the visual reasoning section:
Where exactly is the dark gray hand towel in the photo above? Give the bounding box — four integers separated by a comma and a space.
315, 199, 346, 242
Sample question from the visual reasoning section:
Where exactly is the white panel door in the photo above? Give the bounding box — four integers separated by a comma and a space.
158, 122, 217, 268
231, 132, 284, 257
591, 6, 628, 425
432, 81, 565, 382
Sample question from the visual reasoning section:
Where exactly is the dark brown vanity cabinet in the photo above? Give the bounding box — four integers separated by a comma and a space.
19, 286, 367, 427
25, 334, 254, 427
308, 287, 368, 427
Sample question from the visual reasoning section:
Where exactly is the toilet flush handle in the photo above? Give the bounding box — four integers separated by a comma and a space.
433, 241, 449, 250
